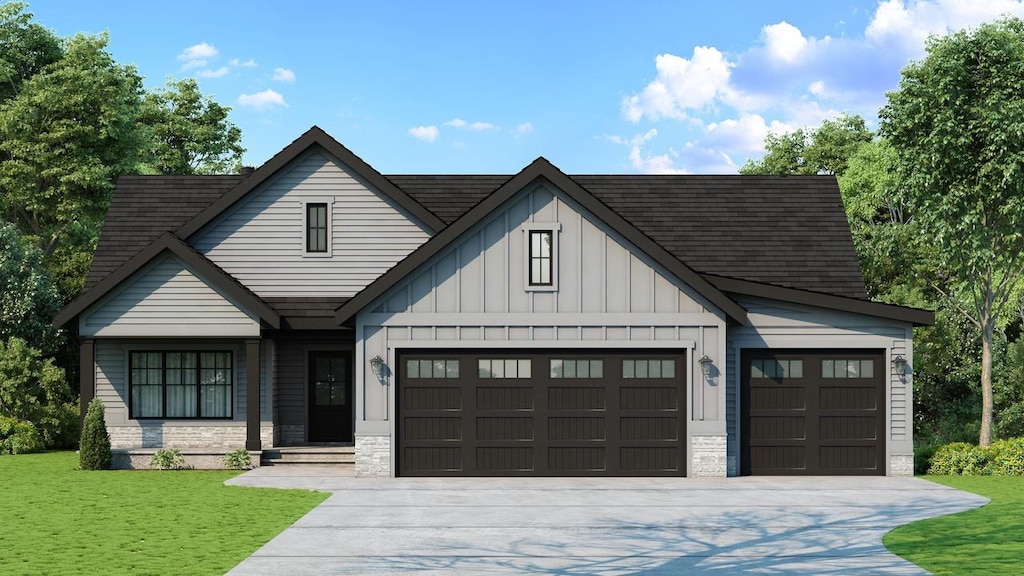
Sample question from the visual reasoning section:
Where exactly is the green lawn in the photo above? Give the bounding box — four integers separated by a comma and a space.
884, 476, 1024, 574
0, 451, 327, 575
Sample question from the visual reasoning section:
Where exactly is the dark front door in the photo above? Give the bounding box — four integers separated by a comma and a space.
308, 351, 353, 442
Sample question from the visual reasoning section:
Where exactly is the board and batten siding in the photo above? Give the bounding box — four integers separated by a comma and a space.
725, 295, 914, 476
93, 338, 272, 449
356, 181, 728, 446
79, 253, 259, 338
191, 151, 432, 298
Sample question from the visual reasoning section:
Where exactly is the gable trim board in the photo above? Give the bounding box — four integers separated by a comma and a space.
55, 232, 279, 329
52, 125, 932, 477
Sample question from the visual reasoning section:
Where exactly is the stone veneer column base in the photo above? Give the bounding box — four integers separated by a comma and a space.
691, 434, 727, 477
356, 434, 391, 477
890, 454, 914, 477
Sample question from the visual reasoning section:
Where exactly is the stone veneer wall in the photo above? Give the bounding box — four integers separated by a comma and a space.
691, 434, 727, 477
890, 454, 914, 477
108, 424, 273, 450
356, 434, 391, 477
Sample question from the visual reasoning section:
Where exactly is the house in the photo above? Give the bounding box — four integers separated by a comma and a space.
54, 126, 932, 477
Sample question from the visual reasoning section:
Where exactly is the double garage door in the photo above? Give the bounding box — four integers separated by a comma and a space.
741, 350, 886, 475
398, 350, 687, 476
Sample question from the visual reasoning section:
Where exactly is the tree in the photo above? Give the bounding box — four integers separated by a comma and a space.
79, 397, 111, 470
740, 113, 873, 176
0, 221, 61, 354
879, 17, 1024, 446
0, 337, 76, 448
139, 78, 245, 175
0, 1, 62, 104
0, 32, 146, 296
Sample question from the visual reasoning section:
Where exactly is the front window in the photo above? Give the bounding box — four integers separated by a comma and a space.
129, 351, 233, 419
306, 202, 328, 253
528, 230, 553, 286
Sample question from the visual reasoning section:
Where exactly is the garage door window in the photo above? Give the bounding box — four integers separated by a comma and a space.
623, 359, 676, 379
478, 358, 531, 378
822, 359, 874, 378
550, 359, 604, 378
407, 359, 460, 378
751, 359, 803, 379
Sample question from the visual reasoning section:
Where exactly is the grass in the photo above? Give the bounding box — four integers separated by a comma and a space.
884, 475, 1024, 574
0, 451, 328, 575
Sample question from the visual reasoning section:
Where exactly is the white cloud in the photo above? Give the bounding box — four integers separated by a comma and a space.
443, 118, 468, 127
622, 47, 734, 122
514, 122, 534, 136
762, 21, 809, 64
468, 121, 497, 131
866, 0, 1024, 52
237, 89, 288, 110
808, 80, 826, 96
704, 114, 794, 154
196, 66, 230, 79
229, 58, 258, 67
178, 42, 218, 70
273, 67, 296, 82
443, 118, 498, 131
408, 125, 439, 142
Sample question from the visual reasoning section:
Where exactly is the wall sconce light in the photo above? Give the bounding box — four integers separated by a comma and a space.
698, 355, 713, 378
369, 355, 385, 379
893, 354, 908, 378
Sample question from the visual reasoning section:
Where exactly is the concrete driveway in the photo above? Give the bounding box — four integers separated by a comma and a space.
226, 467, 986, 575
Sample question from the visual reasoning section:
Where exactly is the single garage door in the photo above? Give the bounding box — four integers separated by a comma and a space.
741, 350, 885, 475
398, 350, 687, 476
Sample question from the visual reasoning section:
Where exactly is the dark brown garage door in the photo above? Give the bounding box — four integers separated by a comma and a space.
398, 350, 687, 476
741, 350, 885, 475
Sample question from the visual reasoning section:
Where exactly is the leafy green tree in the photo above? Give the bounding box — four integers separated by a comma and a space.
0, 1, 62, 104
0, 32, 146, 296
880, 17, 1024, 446
0, 337, 75, 448
740, 113, 872, 176
0, 221, 61, 354
139, 78, 245, 175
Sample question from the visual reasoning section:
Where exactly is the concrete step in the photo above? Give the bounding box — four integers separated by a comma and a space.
262, 446, 356, 466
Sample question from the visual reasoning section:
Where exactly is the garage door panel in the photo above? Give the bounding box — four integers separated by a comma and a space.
750, 446, 806, 472
819, 416, 877, 440
820, 446, 878, 471
750, 416, 806, 440
399, 350, 686, 476
820, 386, 877, 410
750, 387, 806, 410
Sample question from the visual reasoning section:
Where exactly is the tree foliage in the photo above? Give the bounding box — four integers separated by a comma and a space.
740, 113, 873, 176
0, 337, 76, 448
139, 78, 245, 175
0, 1, 61, 103
0, 221, 61, 354
79, 397, 111, 470
880, 17, 1024, 446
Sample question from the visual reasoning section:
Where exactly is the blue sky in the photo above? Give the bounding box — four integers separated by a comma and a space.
27, 0, 1024, 174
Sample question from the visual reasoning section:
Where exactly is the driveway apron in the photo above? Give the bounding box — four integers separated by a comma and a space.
226, 467, 986, 575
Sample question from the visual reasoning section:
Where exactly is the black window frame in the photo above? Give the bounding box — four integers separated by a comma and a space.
528, 229, 553, 286
306, 202, 328, 253
128, 351, 234, 420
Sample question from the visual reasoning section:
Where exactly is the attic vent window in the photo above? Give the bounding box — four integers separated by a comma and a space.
522, 223, 560, 291
306, 202, 328, 254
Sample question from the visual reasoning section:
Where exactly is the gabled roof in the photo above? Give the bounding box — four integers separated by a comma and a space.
175, 126, 446, 239
336, 158, 749, 325
55, 233, 280, 329
392, 174, 868, 300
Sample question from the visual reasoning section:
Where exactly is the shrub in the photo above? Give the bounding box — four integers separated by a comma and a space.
983, 438, 1024, 475
0, 416, 44, 454
929, 442, 987, 475
914, 445, 939, 475
79, 398, 111, 470
150, 448, 189, 470
0, 337, 73, 448
223, 448, 253, 470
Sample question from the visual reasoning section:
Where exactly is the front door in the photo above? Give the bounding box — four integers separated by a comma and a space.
308, 351, 353, 442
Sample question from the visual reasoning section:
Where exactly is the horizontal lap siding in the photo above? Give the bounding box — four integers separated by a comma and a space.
81, 255, 258, 337
193, 151, 431, 298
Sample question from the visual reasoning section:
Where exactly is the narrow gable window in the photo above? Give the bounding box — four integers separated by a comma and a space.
529, 230, 553, 286
522, 223, 560, 291
306, 202, 328, 253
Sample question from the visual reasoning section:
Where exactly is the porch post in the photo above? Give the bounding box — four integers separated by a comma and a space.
79, 338, 95, 422
246, 339, 261, 451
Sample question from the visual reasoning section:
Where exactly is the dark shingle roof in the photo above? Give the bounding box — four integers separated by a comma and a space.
84, 172, 866, 303
394, 174, 867, 299
85, 175, 243, 289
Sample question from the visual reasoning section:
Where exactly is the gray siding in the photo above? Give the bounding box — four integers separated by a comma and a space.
80, 254, 259, 338
725, 295, 915, 475
192, 151, 432, 298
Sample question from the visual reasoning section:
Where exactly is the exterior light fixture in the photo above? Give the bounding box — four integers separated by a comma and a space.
698, 355, 713, 377
369, 355, 385, 379
893, 354, 908, 377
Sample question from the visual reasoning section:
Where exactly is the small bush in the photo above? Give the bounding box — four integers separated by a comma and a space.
914, 445, 939, 475
79, 398, 111, 470
0, 416, 44, 454
150, 448, 189, 470
983, 438, 1024, 475
929, 442, 987, 475
223, 448, 253, 470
